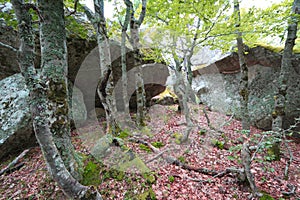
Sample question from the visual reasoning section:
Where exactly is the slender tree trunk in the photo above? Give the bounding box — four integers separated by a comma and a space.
12, 0, 102, 198
125, 0, 147, 127
121, 5, 130, 115
234, 1, 258, 197
271, 0, 300, 160
84, 1, 118, 133
172, 59, 192, 143
234, 0, 250, 131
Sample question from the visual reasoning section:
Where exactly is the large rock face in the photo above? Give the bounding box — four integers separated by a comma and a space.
0, 74, 87, 161
0, 74, 34, 161
75, 45, 169, 114
192, 46, 300, 131
0, 25, 97, 82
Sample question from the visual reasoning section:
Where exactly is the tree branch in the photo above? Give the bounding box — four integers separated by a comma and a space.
0, 41, 17, 52
0, 149, 30, 176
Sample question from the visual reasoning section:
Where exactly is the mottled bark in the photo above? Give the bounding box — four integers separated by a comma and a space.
120, 4, 131, 115
271, 0, 300, 160
234, 0, 250, 131
125, 0, 147, 126
11, 0, 102, 198
234, 1, 258, 197
37, 0, 81, 180
172, 59, 192, 143
84, 1, 118, 133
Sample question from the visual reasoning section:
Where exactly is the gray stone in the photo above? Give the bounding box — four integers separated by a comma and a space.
192, 46, 300, 131
0, 74, 34, 161
0, 74, 87, 161
0, 25, 97, 82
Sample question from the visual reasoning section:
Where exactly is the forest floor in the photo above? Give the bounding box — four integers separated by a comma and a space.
0, 104, 299, 200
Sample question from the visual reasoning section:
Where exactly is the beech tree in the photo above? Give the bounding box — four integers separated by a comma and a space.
146, 0, 230, 142
84, 0, 119, 134
271, 0, 300, 160
234, 0, 258, 197
125, 0, 147, 127
11, 0, 102, 198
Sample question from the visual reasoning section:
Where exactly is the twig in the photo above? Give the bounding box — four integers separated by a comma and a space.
0, 42, 18, 52
282, 184, 296, 196
146, 149, 168, 164
251, 135, 266, 162
0, 149, 30, 176
65, 0, 79, 17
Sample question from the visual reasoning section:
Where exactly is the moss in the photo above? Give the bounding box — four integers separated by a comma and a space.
139, 144, 152, 153
198, 129, 207, 135
255, 41, 300, 54
168, 175, 175, 183
211, 139, 225, 150
136, 188, 156, 200
142, 172, 156, 184
259, 192, 274, 200
81, 161, 101, 185
151, 141, 164, 148
118, 129, 131, 139
177, 156, 186, 163
172, 132, 183, 144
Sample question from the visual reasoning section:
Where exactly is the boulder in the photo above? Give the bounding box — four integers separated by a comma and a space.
0, 25, 97, 82
192, 46, 300, 131
75, 44, 169, 113
0, 74, 34, 161
0, 74, 87, 161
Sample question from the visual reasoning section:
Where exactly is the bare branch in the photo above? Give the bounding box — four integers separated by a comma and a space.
23, 3, 44, 21
137, 0, 147, 25
0, 41, 17, 52
65, 0, 79, 17
0, 149, 30, 176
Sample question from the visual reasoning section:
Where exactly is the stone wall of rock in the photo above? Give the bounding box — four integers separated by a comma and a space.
0, 74, 87, 161
0, 25, 97, 82
193, 46, 300, 131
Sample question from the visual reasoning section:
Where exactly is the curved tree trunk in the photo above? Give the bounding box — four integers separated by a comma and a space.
11, 0, 102, 199
37, 0, 82, 180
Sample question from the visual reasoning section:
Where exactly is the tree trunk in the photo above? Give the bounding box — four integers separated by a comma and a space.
234, 0, 250, 131
234, 1, 258, 197
12, 0, 102, 198
271, 0, 300, 160
172, 59, 192, 143
121, 6, 130, 115
125, 0, 147, 127
38, 0, 82, 180
83, 0, 118, 133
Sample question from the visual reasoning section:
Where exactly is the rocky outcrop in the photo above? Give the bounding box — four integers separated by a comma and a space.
0, 74, 34, 161
0, 25, 97, 82
193, 46, 300, 131
1, 25, 169, 115
75, 45, 169, 114
0, 74, 87, 161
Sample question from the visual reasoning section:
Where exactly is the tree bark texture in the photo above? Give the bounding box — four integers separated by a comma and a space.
87, 0, 118, 133
12, 0, 102, 198
234, 0, 250, 131
125, 0, 147, 126
271, 0, 300, 160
